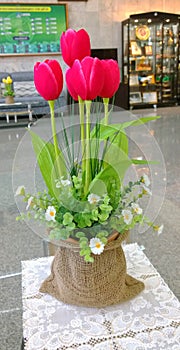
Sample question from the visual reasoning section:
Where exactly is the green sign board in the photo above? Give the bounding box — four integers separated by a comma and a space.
0, 3, 67, 55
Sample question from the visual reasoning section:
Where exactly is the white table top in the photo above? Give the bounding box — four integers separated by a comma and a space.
21, 243, 180, 350
0, 102, 22, 107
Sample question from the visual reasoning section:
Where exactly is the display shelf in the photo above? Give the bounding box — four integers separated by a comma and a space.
120, 12, 180, 109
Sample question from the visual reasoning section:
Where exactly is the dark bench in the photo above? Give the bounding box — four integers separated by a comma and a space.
0, 71, 67, 118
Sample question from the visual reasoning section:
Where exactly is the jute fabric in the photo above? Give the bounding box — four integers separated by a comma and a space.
40, 231, 144, 307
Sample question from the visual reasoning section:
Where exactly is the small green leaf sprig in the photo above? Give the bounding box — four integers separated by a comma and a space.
15, 173, 163, 262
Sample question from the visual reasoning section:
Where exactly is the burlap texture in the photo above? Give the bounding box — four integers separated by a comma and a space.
40, 231, 144, 307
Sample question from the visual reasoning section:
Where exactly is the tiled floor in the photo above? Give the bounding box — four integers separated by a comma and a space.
0, 106, 180, 350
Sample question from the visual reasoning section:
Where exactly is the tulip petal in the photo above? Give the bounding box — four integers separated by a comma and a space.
66, 57, 105, 102
66, 60, 87, 101
81, 57, 104, 100
46, 59, 63, 96
34, 60, 63, 101
100, 59, 120, 98
72, 29, 91, 63
66, 68, 79, 101
60, 28, 91, 67
60, 29, 76, 67
64, 28, 76, 46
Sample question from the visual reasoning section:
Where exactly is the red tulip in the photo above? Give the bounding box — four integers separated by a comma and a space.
34, 59, 63, 101
99, 59, 120, 98
66, 56, 104, 101
60, 28, 91, 67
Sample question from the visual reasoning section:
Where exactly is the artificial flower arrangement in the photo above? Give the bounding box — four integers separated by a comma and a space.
16, 28, 163, 263
2, 76, 15, 97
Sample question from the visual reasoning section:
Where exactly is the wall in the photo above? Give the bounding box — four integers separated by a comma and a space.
0, 0, 179, 73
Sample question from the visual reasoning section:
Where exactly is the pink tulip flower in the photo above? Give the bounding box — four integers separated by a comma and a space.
66, 56, 104, 101
34, 59, 63, 101
99, 59, 120, 98
60, 28, 91, 67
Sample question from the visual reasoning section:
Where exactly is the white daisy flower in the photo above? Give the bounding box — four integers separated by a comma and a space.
142, 185, 152, 196
15, 185, 25, 196
56, 181, 61, 188
61, 179, 71, 187
45, 206, 56, 221
88, 193, 101, 205
56, 178, 71, 188
122, 209, 133, 225
26, 196, 33, 210
141, 174, 150, 187
157, 224, 164, 235
131, 203, 143, 215
89, 238, 105, 255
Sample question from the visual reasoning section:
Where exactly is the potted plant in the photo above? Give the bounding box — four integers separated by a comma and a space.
16, 28, 163, 307
2, 76, 15, 104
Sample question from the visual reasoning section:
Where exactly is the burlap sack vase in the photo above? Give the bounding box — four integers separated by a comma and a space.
40, 231, 144, 307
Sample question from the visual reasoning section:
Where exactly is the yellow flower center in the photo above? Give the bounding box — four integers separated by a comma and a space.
92, 198, 97, 204
50, 211, 55, 217
95, 242, 101, 249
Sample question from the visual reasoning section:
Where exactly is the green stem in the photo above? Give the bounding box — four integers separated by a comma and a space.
103, 97, 109, 125
78, 97, 85, 174
84, 100, 92, 195
48, 100, 63, 178
103, 97, 110, 168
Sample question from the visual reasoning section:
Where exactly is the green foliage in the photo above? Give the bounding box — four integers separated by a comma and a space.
63, 212, 76, 230
16, 98, 162, 262
29, 130, 66, 200
49, 227, 71, 240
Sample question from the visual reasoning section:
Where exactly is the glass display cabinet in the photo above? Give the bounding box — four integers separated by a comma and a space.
120, 12, 180, 109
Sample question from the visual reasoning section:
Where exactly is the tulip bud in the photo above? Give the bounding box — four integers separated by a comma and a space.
60, 28, 91, 67
99, 59, 120, 98
66, 57, 104, 101
34, 59, 63, 101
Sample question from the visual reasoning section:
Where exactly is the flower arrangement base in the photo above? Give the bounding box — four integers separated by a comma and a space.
5, 96, 14, 104
39, 232, 144, 307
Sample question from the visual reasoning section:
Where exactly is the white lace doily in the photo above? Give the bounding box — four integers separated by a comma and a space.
22, 243, 180, 350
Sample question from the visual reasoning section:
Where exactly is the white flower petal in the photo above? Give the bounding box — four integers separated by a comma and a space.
157, 224, 164, 235
61, 179, 71, 186
45, 206, 56, 221
88, 193, 101, 205
142, 174, 150, 187
142, 184, 152, 196
131, 203, 143, 215
122, 209, 133, 225
15, 185, 25, 196
89, 238, 104, 255
26, 196, 33, 211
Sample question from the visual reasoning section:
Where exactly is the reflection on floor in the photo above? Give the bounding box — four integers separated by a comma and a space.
0, 106, 179, 350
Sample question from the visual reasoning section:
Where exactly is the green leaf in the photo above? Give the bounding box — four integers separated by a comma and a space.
119, 116, 161, 129
80, 241, 88, 248
90, 116, 160, 141
75, 231, 85, 238
132, 159, 159, 165
89, 165, 120, 208
89, 140, 132, 208
85, 254, 94, 263
91, 123, 122, 140
104, 139, 132, 179
63, 212, 74, 225
29, 130, 66, 200
108, 129, 128, 157
100, 237, 108, 244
